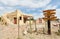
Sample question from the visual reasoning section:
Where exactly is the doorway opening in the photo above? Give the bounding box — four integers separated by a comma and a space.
14, 17, 17, 24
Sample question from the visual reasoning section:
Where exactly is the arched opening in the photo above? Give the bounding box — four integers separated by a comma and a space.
14, 17, 17, 24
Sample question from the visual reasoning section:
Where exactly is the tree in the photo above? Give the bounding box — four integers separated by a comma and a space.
43, 9, 57, 35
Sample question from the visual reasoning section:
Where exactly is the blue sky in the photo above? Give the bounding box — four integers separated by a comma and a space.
0, 0, 60, 19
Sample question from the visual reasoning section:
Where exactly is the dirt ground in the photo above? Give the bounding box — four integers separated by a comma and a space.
0, 23, 60, 39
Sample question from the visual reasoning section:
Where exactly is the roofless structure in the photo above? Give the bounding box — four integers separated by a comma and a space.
0, 10, 33, 25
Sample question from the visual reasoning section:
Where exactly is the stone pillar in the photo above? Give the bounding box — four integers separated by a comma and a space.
22, 15, 24, 24
17, 17, 18, 25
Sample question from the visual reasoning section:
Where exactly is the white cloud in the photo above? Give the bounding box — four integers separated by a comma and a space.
0, 6, 14, 12
0, 6, 5, 10
44, 5, 57, 10
0, 0, 51, 8
0, 0, 19, 6
32, 13, 43, 19
0, 6, 14, 11
56, 9, 60, 19
0, 6, 15, 15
